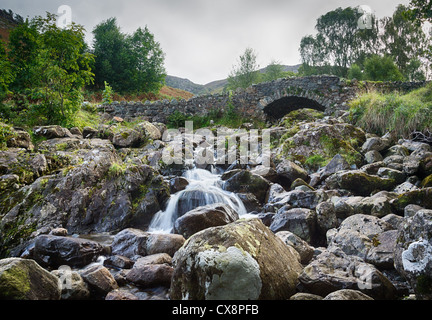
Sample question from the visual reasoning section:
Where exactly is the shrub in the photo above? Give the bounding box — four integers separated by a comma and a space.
349, 83, 432, 138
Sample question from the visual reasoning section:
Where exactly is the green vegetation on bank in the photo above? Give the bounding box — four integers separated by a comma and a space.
349, 82, 432, 138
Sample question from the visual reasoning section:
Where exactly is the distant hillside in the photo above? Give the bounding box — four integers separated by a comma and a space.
0, 9, 23, 41
166, 64, 301, 95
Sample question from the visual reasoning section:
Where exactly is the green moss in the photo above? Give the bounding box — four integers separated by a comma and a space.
108, 162, 127, 178
304, 154, 328, 171
0, 266, 31, 300
421, 175, 432, 188
55, 142, 69, 151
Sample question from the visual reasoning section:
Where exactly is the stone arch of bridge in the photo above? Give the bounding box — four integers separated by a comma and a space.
262, 95, 326, 120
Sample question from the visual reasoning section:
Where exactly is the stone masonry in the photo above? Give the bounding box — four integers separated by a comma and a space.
98, 76, 427, 124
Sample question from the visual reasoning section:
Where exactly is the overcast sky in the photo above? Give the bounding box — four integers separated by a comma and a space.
2, 0, 410, 84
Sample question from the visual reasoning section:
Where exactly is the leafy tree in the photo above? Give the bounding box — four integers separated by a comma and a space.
347, 64, 363, 80
7, 20, 40, 92
92, 18, 166, 94
29, 13, 94, 125
381, 5, 428, 78
363, 55, 403, 81
263, 60, 285, 81
92, 18, 128, 91
0, 40, 13, 97
405, 0, 432, 23
125, 27, 166, 93
299, 7, 380, 78
227, 48, 260, 90
3, 13, 94, 126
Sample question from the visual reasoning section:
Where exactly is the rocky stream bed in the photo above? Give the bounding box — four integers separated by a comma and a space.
0, 109, 432, 301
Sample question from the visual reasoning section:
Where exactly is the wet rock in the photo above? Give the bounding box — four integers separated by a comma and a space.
33, 235, 108, 269
111, 228, 185, 259
169, 176, 189, 194
132, 253, 172, 266
0, 258, 61, 300
79, 264, 118, 298
104, 255, 134, 270
111, 228, 148, 258
105, 289, 139, 300
223, 170, 270, 203
146, 233, 186, 257
170, 219, 303, 300
174, 203, 239, 239
126, 264, 174, 288
51, 267, 90, 300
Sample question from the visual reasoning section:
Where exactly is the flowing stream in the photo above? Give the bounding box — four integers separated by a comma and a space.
149, 167, 248, 234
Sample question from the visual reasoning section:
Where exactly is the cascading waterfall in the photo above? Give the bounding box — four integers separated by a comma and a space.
148, 167, 248, 234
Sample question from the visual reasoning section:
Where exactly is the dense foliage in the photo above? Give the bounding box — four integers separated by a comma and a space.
299, 4, 431, 81
92, 18, 166, 94
1, 13, 94, 127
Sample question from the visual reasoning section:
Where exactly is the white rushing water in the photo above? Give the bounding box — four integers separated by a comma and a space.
148, 168, 248, 234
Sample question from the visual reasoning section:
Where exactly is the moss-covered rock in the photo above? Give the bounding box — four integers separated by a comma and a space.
392, 188, 432, 214
170, 218, 303, 300
421, 174, 432, 188
276, 121, 366, 171
325, 170, 398, 196
223, 170, 270, 203
0, 258, 61, 300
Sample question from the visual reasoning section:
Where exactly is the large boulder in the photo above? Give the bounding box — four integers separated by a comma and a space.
0, 258, 61, 300
79, 264, 118, 298
394, 209, 432, 300
298, 248, 398, 300
223, 170, 270, 203
270, 207, 321, 246
111, 128, 144, 148
391, 188, 432, 214
174, 203, 239, 239
327, 214, 393, 260
276, 121, 365, 171
325, 170, 398, 196
33, 235, 108, 268
111, 228, 185, 259
275, 160, 309, 189
170, 218, 303, 300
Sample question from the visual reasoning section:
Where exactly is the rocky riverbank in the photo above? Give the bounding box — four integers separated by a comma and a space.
0, 109, 432, 300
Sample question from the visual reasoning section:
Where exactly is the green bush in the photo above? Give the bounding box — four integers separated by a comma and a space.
349, 83, 432, 138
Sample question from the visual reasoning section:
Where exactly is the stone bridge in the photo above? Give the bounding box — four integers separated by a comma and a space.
99, 76, 427, 124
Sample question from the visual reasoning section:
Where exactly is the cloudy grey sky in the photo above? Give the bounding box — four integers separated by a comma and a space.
1, 0, 410, 84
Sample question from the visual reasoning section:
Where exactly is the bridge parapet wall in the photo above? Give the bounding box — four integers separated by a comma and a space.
98, 76, 428, 123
